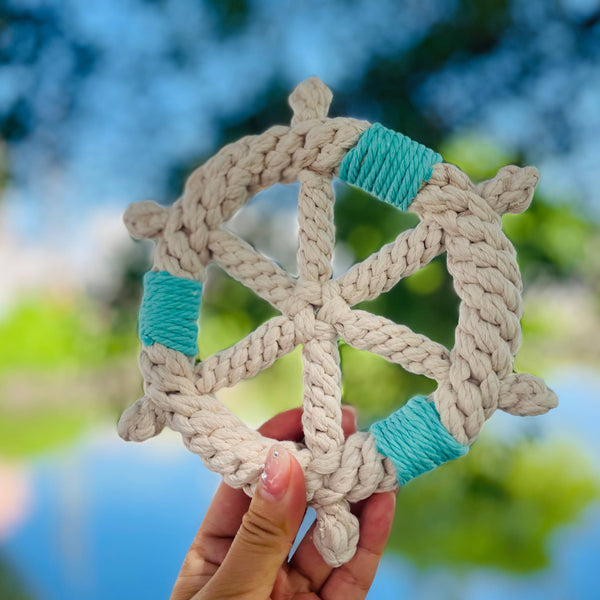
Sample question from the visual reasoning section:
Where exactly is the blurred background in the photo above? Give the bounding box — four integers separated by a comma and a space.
1, 0, 600, 598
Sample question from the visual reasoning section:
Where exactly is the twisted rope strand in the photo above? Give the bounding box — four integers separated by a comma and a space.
335, 309, 451, 381
207, 228, 296, 312
292, 86, 360, 566
336, 221, 445, 306
193, 315, 299, 394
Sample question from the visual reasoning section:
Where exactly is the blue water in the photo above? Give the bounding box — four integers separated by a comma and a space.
2, 368, 600, 600
3, 435, 217, 600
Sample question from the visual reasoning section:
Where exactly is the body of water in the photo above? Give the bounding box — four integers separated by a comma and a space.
2, 368, 599, 600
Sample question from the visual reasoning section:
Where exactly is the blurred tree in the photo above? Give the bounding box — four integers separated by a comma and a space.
0, 295, 137, 373
1, 0, 599, 204
205, 0, 250, 37
389, 435, 599, 572
0, 554, 32, 600
0, 2, 96, 144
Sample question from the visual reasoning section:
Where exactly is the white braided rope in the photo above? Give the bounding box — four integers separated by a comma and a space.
118, 77, 558, 567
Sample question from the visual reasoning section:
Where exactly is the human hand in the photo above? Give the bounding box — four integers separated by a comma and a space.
170, 406, 397, 600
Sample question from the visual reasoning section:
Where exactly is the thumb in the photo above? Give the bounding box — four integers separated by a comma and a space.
200, 444, 307, 599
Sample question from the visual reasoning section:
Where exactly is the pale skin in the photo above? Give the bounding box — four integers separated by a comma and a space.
170, 406, 397, 600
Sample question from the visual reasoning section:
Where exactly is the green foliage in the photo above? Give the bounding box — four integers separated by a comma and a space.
0, 407, 92, 458
333, 182, 419, 259
0, 554, 32, 600
440, 133, 514, 180
0, 293, 139, 457
388, 436, 600, 572
503, 200, 598, 284
0, 294, 138, 374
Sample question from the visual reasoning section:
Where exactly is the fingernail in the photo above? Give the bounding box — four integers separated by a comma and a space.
260, 445, 291, 501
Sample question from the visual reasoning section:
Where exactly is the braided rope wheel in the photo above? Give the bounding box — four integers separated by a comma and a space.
118, 77, 558, 567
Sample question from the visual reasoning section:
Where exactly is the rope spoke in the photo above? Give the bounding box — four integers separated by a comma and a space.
296, 170, 344, 457
291, 80, 360, 566
335, 308, 450, 381
208, 228, 296, 313
336, 221, 444, 306
193, 315, 299, 393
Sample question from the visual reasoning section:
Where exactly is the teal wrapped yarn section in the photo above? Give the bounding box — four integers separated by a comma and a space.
138, 270, 203, 357
369, 395, 468, 486
339, 123, 442, 211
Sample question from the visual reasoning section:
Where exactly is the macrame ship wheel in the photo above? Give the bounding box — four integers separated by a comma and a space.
118, 77, 558, 567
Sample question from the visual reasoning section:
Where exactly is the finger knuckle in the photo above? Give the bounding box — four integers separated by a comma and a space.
336, 565, 373, 594
239, 509, 289, 553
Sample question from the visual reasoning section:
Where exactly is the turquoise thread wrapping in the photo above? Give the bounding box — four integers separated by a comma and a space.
369, 395, 468, 486
339, 123, 442, 211
138, 270, 202, 356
